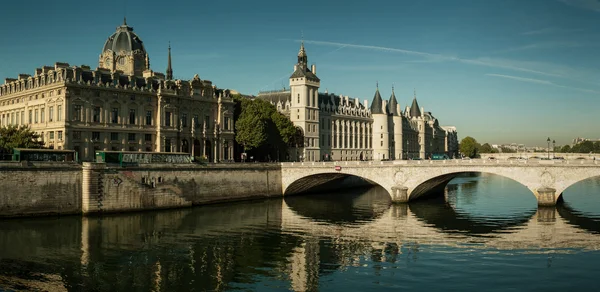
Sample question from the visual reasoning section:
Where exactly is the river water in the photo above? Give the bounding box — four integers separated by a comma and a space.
1, 174, 600, 291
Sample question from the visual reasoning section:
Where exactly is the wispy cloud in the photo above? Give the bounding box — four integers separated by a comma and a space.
291, 39, 561, 77
490, 41, 586, 55
486, 73, 600, 94
557, 0, 600, 12
521, 27, 584, 35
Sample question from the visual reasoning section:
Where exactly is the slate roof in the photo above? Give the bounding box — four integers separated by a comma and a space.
290, 66, 320, 82
370, 88, 384, 114
410, 97, 421, 118
388, 89, 399, 116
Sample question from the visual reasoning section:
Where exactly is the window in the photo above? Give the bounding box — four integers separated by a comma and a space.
145, 111, 152, 125
20, 111, 24, 125
224, 117, 230, 130
93, 107, 101, 123
165, 112, 171, 127
111, 132, 119, 141
49, 131, 54, 140
57, 131, 63, 141
57, 105, 62, 121
381, 133, 383, 138
73, 131, 82, 140
128, 133, 136, 141
49, 106, 54, 122
381, 141, 383, 146
92, 132, 100, 141
182, 114, 187, 127
297, 94, 300, 103
129, 109, 136, 125
34, 109, 38, 123
144, 134, 152, 142
204, 115, 210, 129
28, 110, 32, 124
40, 108, 45, 123
129, 94, 135, 101
111, 108, 119, 123
193, 114, 199, 128
73, 105, 82, 121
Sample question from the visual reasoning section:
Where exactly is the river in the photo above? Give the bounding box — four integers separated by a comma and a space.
1, 173, 599, 291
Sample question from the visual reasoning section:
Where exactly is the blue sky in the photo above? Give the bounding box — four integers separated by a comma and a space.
1, 0, 599, 146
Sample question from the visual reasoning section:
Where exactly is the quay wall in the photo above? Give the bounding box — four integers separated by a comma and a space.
0, 162, 82, 218
81, 162, 283, 214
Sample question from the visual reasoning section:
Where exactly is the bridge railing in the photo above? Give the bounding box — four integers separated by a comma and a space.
281, 159, 600, 167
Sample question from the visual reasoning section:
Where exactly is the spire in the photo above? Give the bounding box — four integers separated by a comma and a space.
123, 16, 127, 26
166, 42, 173, 80
388, 85, 399, 116
297, 32, 307, 67
410, 88, 421, 118
370, 83, 384, 114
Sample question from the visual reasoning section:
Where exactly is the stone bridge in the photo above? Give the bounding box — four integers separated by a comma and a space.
280, 159, 600, 206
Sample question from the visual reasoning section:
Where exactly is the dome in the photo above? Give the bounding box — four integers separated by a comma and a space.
102, 18, 146, 54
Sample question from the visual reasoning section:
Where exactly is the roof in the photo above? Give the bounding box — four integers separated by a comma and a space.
102, 19, 146, 54
410, 97, 421, 118
370, 88, 384, 114
388, 89, 399, 116
290, 66, 320, 82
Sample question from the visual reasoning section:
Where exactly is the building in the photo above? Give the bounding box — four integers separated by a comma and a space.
0, 19, 235, 162
257, 42, 459, 161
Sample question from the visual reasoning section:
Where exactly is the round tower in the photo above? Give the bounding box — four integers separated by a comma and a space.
387, 86, 402, 160
370, 84, 389, 161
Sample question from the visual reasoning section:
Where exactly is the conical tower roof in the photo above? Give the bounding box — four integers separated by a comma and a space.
410, 95, 421, 118
388, 86, 399, 116
371, 83, 384, 114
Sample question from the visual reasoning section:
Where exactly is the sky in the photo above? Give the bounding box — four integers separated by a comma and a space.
0, 0, 599, 147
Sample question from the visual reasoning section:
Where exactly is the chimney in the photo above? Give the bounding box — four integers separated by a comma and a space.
311, 64, 316, 75
364, 100, 369, 108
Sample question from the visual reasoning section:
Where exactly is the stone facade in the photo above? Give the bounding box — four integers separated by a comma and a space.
0, 20, 235, 162
257, 42, 459, 161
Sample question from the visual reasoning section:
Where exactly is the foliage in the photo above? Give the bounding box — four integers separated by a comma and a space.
0, 125, 44, 153
234, 98, 299, 161
499, 146, 516, 153
459, 136, 479, 158
479, 143, 493, 153
560, 145, 571, 153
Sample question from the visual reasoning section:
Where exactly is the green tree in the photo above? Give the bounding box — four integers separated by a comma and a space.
0, 125, 44, 153
459, 136, 478, 158
479, 143, 493, 153
560, 145, 571, 153
235, 100, 268, 151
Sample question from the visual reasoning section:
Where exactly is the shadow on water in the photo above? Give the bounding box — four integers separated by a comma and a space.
557, 203, 600, 234
284, 185, 392, 224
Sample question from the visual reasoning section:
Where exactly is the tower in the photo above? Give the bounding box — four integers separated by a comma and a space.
409, 90, 426, 159
99, 18, 149, 76
371, 83, 389, 161
387, 86, 402, 160
290, 40, 320, 162
166, 42, 173, 80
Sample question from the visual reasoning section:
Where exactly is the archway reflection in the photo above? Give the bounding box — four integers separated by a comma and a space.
409, 173, 538, 235
558, 177, 600, 234
284, 185, 391, 224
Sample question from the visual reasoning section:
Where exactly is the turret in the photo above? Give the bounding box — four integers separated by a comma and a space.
166, 42, 173, 80
387, 86, 403, 160
371, 83, 389, 161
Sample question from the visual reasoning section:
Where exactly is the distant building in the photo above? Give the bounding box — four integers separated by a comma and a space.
0, 19, 235, 162
257, 42, 459, 161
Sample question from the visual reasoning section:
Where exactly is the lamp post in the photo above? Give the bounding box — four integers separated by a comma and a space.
552, 140, 555, 159
547, 137, 551, 159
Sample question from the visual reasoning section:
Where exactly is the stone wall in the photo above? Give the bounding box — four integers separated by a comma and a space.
82, 163, 283, 214
0, 162, 82, 217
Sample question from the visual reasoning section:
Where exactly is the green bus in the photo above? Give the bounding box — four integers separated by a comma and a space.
12, 148, 78, 162
95, 151, 192, 166
432, 154, 450, 160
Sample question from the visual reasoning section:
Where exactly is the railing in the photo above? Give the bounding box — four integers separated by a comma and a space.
281, 159, 600, 167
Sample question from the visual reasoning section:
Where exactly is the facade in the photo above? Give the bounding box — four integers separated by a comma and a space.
0, 19, 235, 162
258, 42, 459, 161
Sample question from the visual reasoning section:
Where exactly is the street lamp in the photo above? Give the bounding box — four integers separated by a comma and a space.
547, 137, 551, 159
552, 140, 555, 159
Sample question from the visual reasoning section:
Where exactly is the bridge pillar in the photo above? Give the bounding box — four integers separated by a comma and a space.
536, 187, 558, 207
390, 185, 409, 203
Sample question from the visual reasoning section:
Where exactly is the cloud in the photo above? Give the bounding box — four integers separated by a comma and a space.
485, 73, 600, 93
492, 41, 584, 54
557, 0, 600, 12
521, 27, 584, 35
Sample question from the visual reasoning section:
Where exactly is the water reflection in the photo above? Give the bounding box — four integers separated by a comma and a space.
1, 176, 600, 291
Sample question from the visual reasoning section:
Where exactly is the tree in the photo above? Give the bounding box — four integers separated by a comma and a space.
560, 145, 571, 153
459, 136, 478, 158
479, 143, 493, 153
235, 100, 268, 151
0, 125, 44, 153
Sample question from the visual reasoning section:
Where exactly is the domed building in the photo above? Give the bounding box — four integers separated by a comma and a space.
0, 20, 236, 162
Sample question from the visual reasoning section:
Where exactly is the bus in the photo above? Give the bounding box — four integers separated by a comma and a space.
432, 154, 450, 160
95, 151, 192, 166
12, 148, 78, 162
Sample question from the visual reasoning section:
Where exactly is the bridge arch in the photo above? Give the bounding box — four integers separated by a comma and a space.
283, 172, 387, 196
